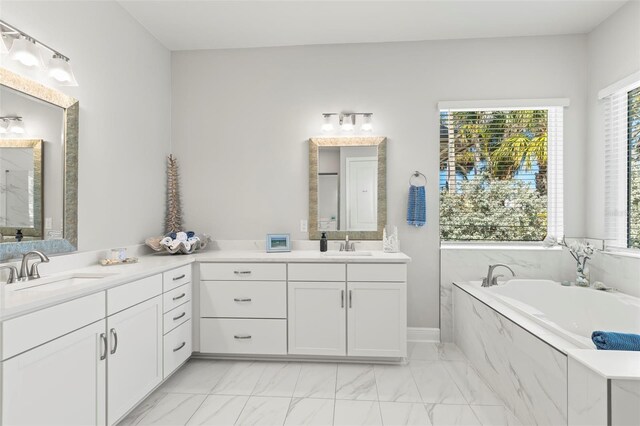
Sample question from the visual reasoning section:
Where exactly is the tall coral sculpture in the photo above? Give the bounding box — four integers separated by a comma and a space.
165, 154, 183, 234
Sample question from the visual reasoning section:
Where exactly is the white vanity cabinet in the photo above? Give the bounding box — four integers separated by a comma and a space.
199, 263, 288, 355
288, 264, 347, 356
288, 263, 407, 358
106, 274, 163, 425
162, 265, 193, 378
1, 292, 107, 426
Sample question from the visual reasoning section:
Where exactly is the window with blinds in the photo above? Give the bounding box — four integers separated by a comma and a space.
603, 79, 640, 250
439, 105, 564, 242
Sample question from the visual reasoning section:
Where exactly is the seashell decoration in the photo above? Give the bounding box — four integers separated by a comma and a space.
145, 232, 211, 255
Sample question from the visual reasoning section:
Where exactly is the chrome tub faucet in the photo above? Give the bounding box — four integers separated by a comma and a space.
482, 264, 515, 287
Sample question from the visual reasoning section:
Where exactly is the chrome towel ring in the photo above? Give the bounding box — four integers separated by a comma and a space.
409, 170, 427, 186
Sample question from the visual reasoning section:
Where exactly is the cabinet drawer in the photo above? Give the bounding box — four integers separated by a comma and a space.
200, 263, 286, 281
163, 282, 192, 313
200, 318, 286, 355
164, 319, 192, 378
288, 263, 346, 282
348, 264, 407, 282
163, 265, 192, 292
108, 274, 162, 316
2, 292, 106, 360
200, 281, 286, 319
164, 302, 192, 334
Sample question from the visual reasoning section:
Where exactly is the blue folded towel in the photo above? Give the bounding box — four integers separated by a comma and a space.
407, 185, 426, 227
592, 331, 640, 351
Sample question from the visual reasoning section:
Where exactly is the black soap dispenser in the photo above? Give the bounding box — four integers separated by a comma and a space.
320, 232, 328, 252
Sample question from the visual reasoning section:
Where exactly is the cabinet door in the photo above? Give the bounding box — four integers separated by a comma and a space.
2, 319, 107, 426
347, 282, 407, 357
288, 282, 346, 356
107, 295, 163, 425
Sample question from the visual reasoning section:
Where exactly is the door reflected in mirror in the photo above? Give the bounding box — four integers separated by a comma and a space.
318, 146, 378, 232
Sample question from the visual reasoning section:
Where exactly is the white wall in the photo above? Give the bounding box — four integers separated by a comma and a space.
586, 0, 640, 239
584, 0, 640, 296
0, 0, 171, 251
172, 35, 588, 328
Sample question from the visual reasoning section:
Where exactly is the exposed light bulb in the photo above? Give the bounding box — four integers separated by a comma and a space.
361, 114, 373, 132
340, 114, 355, 132
0, 36, 9, 55
48, 54, 78, 86
321, 114, 334, 133
8, 119, 25, 134
9, 36, 44, 68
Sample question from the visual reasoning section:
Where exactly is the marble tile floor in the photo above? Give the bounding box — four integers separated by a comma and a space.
119, 342, 521, 426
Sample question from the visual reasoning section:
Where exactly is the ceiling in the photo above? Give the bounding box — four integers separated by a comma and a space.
117, 0, 628, 51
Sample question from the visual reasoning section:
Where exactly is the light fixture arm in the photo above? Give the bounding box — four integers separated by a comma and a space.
0, 20, 70, 61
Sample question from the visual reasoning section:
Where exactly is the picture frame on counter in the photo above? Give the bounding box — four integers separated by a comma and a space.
266, 234, 291, 252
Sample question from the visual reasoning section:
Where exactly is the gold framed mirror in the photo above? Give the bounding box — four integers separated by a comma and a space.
0, 68, 78, 260
309, 136, 386, 240
0, 139, 43, 239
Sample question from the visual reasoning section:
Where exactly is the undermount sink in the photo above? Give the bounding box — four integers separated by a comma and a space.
322, 251, 373, 257
8, 272, 116, 292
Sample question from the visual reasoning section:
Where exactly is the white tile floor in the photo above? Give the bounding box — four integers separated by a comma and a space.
119, 342, 521, 426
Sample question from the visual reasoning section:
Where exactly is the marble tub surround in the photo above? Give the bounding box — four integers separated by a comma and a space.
589, 250, 640, 298
120, 342, 518, 426
453, 283, 568, 425
440, 246, 574, 342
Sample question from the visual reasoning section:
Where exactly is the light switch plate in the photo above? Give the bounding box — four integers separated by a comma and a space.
300, 219, 308, 232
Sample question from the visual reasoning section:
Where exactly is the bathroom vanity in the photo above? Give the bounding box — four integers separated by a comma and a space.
197, 252, 409, 359
0, 249, 409, 425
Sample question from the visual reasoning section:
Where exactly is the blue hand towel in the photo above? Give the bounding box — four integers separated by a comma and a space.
592, 331, 640, 351
407, 185, 426, 227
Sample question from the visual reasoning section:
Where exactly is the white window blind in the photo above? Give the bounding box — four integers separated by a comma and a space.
439, 105, 564, 242
603, 78, 640, 249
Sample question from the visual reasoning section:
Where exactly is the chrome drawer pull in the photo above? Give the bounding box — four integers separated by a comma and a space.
99, 333, 107, 360
341, 290, 344, 308
234, 270, 252, 275
234, 298, 252, 302
349, 290, 353, 308
173, 312, 186, 321
172, 293, 186, 301
234, 334, 252, 339
173, 342, 186, 352
173, 274, 186, 281
110, 328, 118, 355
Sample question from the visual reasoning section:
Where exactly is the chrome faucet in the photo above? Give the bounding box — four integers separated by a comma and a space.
482, 264, 515, 287
339, 235, 355, 252
19, 250, 50, 281
0, 264, 19, 284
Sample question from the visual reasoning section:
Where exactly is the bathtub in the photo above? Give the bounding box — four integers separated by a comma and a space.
452, 279, 640, 425
479, 279, 640, 349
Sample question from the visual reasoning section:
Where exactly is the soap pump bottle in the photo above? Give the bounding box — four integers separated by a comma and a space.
320, 232, 328, 252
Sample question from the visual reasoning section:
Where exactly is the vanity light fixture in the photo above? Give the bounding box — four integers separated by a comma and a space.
0, 20, 78, 86
0, 116, 26, 135
321, 113, 336, 133
9, 36, 44, 68
321, 112, 373, 133
339, 113, 355, 132
361, 113, 373, 132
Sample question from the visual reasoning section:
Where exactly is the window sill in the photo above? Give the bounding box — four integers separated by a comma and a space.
600, 249, 640, 260
440, 242, 561, 251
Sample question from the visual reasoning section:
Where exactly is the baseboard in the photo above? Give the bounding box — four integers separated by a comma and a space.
407, 327, 440, 342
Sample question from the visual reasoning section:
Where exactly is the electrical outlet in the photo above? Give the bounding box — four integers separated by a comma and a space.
300, 219, 308, 232
45, 217, 52, 229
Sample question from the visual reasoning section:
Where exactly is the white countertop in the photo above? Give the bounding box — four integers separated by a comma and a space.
196, 249, 411, 263
0, 249, 410, 321
567, 349, 640, 380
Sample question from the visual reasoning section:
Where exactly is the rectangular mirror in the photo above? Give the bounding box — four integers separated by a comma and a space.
0, 68, 78, 260
309, 136, 386, 240
0, 139, 43, 239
